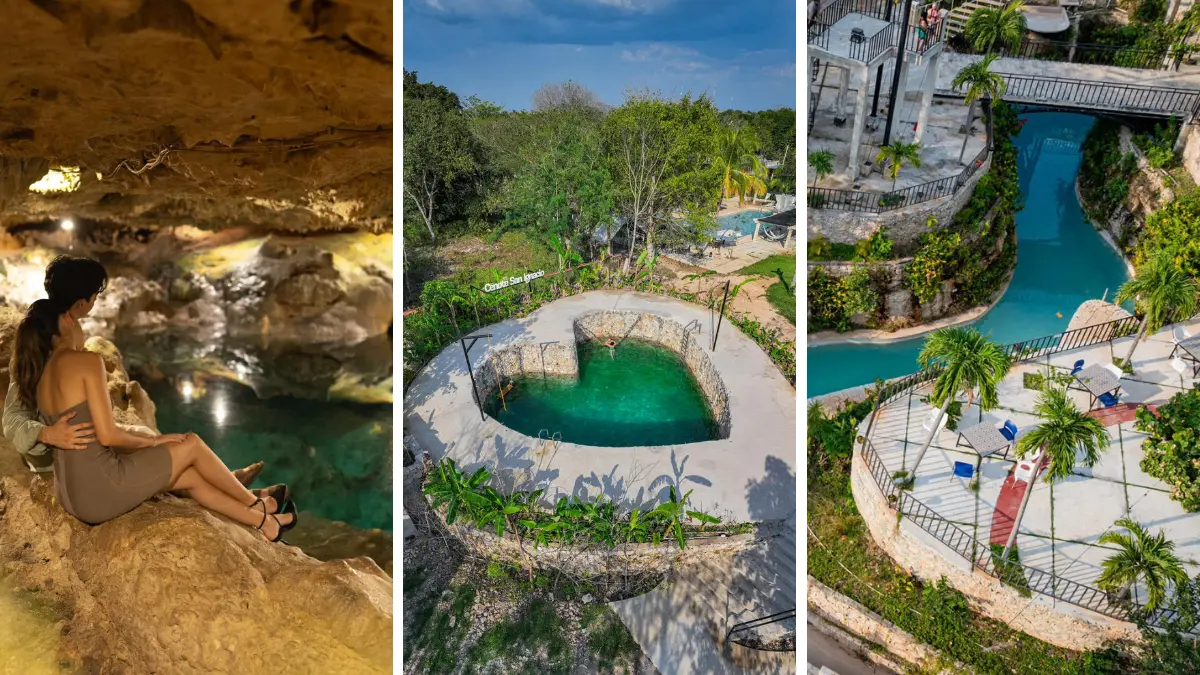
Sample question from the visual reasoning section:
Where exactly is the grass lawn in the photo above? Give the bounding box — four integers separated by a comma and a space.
766, 282, 796, 325
737, 255, 796, 325
439, 231, 561, 288
736, 254, 796, 280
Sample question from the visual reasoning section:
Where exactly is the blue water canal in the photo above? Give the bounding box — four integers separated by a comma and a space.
808, 113, 1132, 397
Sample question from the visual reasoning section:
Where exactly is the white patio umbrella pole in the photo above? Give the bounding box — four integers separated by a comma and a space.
1001, 459, 1041, 560
909, 394, 952, 475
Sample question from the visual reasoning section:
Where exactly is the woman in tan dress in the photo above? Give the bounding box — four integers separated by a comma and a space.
14, 271, 296, 541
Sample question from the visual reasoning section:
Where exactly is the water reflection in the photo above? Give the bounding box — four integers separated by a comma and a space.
0, 577, 68, 675
122, 335, 393, 533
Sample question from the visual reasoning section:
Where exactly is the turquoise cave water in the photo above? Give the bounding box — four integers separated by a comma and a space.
808, 113, 1132, 397
486, 340, 718, 447
126, 340, 393, 533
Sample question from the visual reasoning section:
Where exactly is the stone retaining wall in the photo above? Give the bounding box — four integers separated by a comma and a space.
849, 437, 1142, 650
808, 577, 965, 674
471, 311, 732, 439
808, 155, 992, 253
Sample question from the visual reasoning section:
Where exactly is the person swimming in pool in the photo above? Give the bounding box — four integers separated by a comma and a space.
11, 256, 296, 540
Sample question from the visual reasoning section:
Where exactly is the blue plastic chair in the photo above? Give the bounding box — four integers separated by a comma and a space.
1070, 359, 1085, 375
953, 461, 974, 479
999, 420, 1018, 442
1098, 392, 1121, 408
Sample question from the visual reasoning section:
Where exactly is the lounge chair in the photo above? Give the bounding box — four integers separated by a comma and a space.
762, 225, 789, 242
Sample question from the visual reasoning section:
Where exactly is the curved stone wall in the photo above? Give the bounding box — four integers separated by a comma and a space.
471, 310, 732, 440
849, 437, 1140, 651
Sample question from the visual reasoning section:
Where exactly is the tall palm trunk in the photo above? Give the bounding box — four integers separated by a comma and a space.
1001, 457, 1041, 559
958, 101, 976, 163
1122, 319, 1150, 373
983, 96, 995, 150
909, 394, 953, 475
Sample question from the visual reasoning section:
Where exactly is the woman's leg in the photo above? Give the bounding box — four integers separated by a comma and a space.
167, 435, 278, 511
172, 468, 293, 538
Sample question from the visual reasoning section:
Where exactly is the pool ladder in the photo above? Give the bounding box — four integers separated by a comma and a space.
536, 429, 562, 458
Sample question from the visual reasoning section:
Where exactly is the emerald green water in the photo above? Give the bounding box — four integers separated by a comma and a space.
487, 340, 718, 447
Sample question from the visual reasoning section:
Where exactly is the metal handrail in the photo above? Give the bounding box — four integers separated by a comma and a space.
726, 608, 797, 648
857, 314, 1198, 630
943, 73, 1200, 118
808, 143, 989, 213
949, 37, 1195, 72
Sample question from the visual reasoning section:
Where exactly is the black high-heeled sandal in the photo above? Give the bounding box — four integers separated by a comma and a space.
252, 484, 290, 512
255, 507, 289, 543
278, 500, 299, 535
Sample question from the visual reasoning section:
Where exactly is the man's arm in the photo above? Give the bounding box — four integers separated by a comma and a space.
3, 382, 47, 457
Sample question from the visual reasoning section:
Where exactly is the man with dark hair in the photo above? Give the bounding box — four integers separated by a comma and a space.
3, 256, 264, 486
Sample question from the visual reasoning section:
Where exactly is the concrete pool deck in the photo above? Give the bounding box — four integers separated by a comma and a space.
862, 316, 1200, 626
403, 290, 797, 523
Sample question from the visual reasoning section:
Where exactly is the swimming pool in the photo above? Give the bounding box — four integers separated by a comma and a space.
717, 208, 772, 236
808, 113, 1131, 397
485, 339, 718, 447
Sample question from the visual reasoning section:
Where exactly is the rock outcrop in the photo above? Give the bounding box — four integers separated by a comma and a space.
0, 0, 392, 233
0, 321, 393, 673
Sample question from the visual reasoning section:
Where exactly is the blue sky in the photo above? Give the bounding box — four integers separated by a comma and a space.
402, 0, 796, 112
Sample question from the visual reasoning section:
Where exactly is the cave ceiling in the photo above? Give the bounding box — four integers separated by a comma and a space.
0, 0, 392, 233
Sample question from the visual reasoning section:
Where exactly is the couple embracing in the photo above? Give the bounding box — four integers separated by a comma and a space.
3, 256, 297, 542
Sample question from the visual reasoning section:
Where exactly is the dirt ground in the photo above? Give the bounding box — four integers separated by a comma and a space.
657, 257, 797, 343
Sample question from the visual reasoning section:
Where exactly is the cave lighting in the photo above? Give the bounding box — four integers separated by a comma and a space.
212, 395, 228, 427
28, 167, 81, 194
60, 219, 74, 232
180, 380, 195, 401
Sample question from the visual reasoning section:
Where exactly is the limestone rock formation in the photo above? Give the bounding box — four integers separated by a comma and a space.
0, 323, 393, 673
0, 0, 391, 233
173, 235, 393, 345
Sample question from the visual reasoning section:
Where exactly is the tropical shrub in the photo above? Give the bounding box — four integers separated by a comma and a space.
905, 230, 961, 305
1137, 388, 1200, 511
424, 458, 724, 550
808, 266, 879, 332
855, 227, 894, 262
1138, 190, 1200, 278
809, 235, 832, 259
1133, 118, 1179, 169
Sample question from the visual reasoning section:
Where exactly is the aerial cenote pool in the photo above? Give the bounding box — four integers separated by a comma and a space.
808, 113, 1132, 397
486, 340, 718, 447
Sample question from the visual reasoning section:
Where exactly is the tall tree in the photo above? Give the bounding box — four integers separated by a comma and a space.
1115, 251, 1200, 372
951, 54, 1007, 163
532, 81, 608, 114
402, 72, 485, 247
908, 327, 1012, 478
1001, 386, 1109, 558
1097, 518, 1189, 613
714, 126, 768, 206
965, 1, 1028, 54
603, 93, 720, 274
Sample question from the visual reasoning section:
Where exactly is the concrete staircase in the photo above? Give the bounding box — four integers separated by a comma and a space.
611, 516, 796, 674
944, 0, 1006, 40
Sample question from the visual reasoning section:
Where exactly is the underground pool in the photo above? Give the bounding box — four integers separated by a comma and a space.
485, 339, 718, 447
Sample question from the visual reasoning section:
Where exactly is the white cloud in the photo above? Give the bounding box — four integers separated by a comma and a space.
422, 0, 533, 15
583, 0, 675, 11
619, 43, 699, 63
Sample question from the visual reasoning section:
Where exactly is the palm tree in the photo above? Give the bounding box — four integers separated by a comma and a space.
876, 142, 922, 192
1001, 386, 1109, 558
1097, 517, 1188, 613
908, 327, 1012, 478
951, 54, 1007, 163
965, 1, 1027, 55
1115, 251, 1200, 372
714, 126, 768, 206
809, 150, 835, 187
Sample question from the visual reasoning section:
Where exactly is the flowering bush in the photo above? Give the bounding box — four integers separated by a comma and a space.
1137, 388, 1200, 511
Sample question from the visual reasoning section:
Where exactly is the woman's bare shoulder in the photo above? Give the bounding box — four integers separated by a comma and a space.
59, 350, 105, 374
